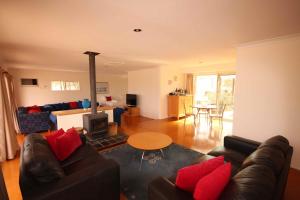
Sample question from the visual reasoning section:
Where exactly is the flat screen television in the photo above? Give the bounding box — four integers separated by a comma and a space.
126, 94, 137, 107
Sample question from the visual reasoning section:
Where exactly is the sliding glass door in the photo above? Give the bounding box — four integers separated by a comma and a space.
194, 75, 217, 105
194, 74, 236, 120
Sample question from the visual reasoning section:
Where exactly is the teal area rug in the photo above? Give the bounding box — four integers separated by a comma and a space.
101, 143, 202, 200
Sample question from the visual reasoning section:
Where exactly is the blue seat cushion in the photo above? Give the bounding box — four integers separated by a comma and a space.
77, 101, 83, 109
62, 103, 70, 110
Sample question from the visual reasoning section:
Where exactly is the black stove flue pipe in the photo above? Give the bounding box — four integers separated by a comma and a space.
84, 51, 99, 115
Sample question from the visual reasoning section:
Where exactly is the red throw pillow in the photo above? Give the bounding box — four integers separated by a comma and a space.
55, 128, 82, 161
69, 101, 78, 109
193, 162, 231, 200
27, 105, 41, 113
106, 96, 112, 101
175, 156, 224, 192
45, 129, 65, 156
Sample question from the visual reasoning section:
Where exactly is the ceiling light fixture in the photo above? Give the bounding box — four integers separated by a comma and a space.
133, 28, 142, 32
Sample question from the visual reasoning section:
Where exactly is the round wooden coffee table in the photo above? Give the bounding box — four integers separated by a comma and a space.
127, 132, 172, 170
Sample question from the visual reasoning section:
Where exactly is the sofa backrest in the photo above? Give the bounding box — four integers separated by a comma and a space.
220, 164, 276, 200
221, 135, 292, 200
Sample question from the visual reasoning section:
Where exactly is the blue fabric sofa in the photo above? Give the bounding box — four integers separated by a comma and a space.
17, 101, 85, 134
17, 110, 50, 134
17, 101, 124, 134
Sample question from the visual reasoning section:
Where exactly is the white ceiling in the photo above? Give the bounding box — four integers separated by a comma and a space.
0, 0, 300, 74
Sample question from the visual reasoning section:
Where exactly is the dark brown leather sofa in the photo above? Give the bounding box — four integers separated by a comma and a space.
19, 133, 120, 200
148, 135, 293, 200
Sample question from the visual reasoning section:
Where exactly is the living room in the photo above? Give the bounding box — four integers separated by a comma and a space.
1, 1, 300, 200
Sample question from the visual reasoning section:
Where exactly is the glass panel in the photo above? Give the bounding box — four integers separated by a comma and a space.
194, 75, 217, 105
219, 75, 236, 120
65, 81, 80, 91
51, 81, 65, 91
51, 81, 80, 91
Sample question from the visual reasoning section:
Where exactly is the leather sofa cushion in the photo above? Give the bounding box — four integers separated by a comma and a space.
60, 143, 98, 168
62, 144, 105, 175
220, 165, 276, 200
22, 134, 65, 183
242, 147, 285, 175
258, 135, 290, 156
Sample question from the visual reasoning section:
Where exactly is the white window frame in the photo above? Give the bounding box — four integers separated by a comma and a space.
51, 81, 80, 91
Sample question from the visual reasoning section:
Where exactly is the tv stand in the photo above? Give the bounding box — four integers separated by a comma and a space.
125, 106, 140, 117
127, 105, 136, 108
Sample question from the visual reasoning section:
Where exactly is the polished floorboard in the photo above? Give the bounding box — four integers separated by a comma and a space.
2, 116, 300, 200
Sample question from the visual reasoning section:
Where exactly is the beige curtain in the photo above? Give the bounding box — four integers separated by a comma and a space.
0, 67, 19, 161
186, 74, 194, 95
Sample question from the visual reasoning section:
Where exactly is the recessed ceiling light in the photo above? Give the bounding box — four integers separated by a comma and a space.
133, 29, 142, 32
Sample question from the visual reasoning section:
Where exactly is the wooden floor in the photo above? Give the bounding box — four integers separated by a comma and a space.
2, 116, 300, 200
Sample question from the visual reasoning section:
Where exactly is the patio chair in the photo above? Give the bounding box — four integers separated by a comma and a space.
183, 101, 196, 125
209, 104, 226, 129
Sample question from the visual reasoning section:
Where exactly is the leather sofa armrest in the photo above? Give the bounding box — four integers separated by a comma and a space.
24, 158, 120, 200
148, 177, 193, 200
224, 136, 261, 156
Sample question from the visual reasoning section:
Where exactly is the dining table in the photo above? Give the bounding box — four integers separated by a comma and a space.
192, 104, 217, 120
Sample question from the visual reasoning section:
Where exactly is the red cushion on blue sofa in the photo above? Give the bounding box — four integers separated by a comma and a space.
46, 129, 65, 156
27, 105, 41, 113
69, 101, 78, 109
55, 128, 82, 161
175, 156, 224, 192
193, 162, 232, 200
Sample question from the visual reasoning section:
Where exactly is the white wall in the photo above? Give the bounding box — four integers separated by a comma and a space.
159, 66, 184, 119
233, 35, 300, 169
95, 74, 128, 104
128, 68, 161, 119
127, 66, 185, 119
9, 68, 127, 106
181, 63, 236, 75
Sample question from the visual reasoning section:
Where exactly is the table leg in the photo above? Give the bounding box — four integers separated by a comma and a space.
139, 151, 145, 171
196, 108, 200, 118
160, 149, 165, 158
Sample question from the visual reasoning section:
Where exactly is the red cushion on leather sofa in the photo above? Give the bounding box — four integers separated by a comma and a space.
46, 129, 65, 156
69, 101, 78, 109
55, 128, 82, 161
175, 156, 224, 192
193, 162, 231, 200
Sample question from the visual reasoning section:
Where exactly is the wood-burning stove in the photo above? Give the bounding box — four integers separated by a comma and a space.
83, 51, 109, 136
83, 112, 108, 135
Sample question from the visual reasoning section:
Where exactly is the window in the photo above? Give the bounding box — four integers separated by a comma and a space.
65, 81, 80, 91
51, 81, 80, 91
